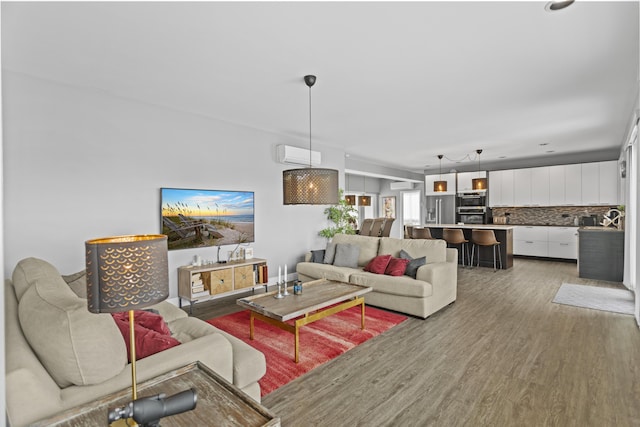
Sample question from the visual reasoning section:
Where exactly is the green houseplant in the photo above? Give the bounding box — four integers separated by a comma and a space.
319, 189, 358, 239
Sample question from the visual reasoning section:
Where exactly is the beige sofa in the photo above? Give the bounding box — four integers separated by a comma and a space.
296, 234, 457, 318
5, 257, 266, 427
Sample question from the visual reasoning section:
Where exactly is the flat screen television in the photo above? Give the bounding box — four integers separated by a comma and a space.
161, 187, 255, 251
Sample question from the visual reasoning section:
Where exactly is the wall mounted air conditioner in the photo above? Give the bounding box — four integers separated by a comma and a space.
277, 145, 321, 166
390, 181, 414, 190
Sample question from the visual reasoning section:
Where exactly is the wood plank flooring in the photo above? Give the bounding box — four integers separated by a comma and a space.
187, 258, 640, 426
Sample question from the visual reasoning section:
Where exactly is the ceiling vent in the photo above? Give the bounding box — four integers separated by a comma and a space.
277, 144, 321, 166
390, 181, 414, 190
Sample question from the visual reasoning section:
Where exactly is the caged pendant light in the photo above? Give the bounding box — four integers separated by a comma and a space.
434, 154, 447, 192
283, 75, 339, 205
472, 149, 487, 190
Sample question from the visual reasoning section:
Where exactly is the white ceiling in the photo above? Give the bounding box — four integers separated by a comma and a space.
2, 1, 638, 174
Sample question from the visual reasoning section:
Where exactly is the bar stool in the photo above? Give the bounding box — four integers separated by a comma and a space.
404, 225, 414, 239
443, 228, 470, 266
412, 227, 433, 239
471, 229, 502, 271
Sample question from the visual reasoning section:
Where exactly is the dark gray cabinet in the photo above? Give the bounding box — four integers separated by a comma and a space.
578, 229, 624, 282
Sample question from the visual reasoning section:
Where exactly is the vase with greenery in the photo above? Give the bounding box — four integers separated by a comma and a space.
319, 189, 359, 239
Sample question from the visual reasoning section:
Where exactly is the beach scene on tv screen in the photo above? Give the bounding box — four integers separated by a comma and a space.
161, 188, 255, 250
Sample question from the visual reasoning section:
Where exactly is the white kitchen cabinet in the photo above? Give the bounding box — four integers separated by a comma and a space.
489, 161, 618, 208
530, 167, 550, 206
564, 164, 582, 205
547, 227, 578, 259
513, 226, 548, 257
457, 171, 487, 192
598, 161, 619, 205
489, 170, 514, 207
425, 172, 456, 196
514, 226, 578, 259
513, 169, 532, 206
548, 165, 565, 205
581, 163, 600, 205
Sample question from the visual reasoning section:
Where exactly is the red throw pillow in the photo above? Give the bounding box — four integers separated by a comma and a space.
130, 310, 172, 336
385, 257, 411, 276
364, 254, 392, 274
112, 312, 180, 362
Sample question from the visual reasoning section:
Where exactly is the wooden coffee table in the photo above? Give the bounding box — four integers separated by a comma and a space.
237, 279, 372, 363
32, 362, 280, 427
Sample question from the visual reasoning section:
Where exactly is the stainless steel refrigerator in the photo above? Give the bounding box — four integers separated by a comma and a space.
425, 195, 456, 225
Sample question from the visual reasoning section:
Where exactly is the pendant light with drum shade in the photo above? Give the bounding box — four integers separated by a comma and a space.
472, 149, 487, 190
283, 75, 339, 205
434, 154, 447, 192
345, 174, 356, 205
358, 175, 371, 206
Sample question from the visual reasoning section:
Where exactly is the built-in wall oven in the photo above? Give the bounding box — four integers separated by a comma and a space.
456, 191, 487, 207
456, 207, 486, 224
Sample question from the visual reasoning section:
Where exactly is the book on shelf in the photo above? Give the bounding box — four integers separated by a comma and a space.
192, 273, 201, 279
192, 290, 210, 298
191, 279, 203, 286
191, 285, 205, 293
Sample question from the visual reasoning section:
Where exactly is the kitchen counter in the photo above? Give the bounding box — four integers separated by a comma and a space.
424, 225, 513, 269
434, 223, 514, 230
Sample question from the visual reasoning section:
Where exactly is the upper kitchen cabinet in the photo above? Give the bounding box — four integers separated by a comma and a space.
489, 161, 619, 207
581, 162, 600, 205
548, 165, 565, 205
489, 170, 514, 207
512, 167, 549, 206
598, 161, 619, 205
530, 167, 550, 206
425, 172, 456, 196
579, 161, 619, 205
513, 169, 532, 206
564, 164, 582, 205
457, 171, 487, 192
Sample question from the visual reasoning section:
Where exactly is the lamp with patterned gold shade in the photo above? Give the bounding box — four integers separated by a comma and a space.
283, 75, 339, 205
85, 234, 169, 405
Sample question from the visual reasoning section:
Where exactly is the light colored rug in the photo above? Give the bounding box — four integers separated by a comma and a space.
553, 283, 635, 315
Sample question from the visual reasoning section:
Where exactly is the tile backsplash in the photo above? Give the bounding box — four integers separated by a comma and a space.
492, 206, 617, 226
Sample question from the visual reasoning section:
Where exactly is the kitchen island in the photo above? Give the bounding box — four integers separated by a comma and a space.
578, 227, 624, 282
424, 224, 514, 270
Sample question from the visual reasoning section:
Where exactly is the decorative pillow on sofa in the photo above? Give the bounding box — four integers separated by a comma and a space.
385, 257, 411, 276
399, 249, 427, 279
364, 254, 392, 274
16, 258, 127, 388
62, 270, 87, 298
112, 311, 180, 362
324, 243, 337, 264
311, 249, 326, 263
333, 243, 360, 268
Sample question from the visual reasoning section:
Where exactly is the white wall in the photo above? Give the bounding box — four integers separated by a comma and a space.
2, 71, 340, 299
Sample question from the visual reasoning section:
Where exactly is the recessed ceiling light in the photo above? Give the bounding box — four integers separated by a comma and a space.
545, 0, 575, 12
498, 156, 507, 159
546, 150, 555, 153
539, 143, 549, 146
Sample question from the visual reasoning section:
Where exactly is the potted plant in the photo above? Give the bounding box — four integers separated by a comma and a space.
319, 189, 358, 239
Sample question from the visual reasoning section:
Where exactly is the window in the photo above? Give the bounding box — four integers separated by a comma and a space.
402, 191, 421, 225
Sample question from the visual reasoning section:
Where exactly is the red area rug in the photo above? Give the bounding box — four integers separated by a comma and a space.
207, 306, 407, 396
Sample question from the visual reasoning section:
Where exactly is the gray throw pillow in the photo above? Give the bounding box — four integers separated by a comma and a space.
311, 249, 326, 263
324, 243, 337, 264
333, 244, 360, 268
399, 249, 427, 279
